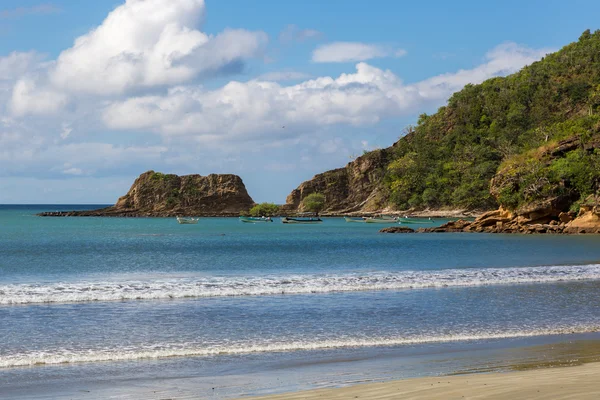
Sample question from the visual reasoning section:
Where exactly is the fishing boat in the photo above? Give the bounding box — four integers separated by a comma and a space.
364, 215, 398, 224
176, 217, 199, 224
344, 216, 366, 223
397, 217, 434, 224
239, 216, 273, 223
281, 216, 323, 224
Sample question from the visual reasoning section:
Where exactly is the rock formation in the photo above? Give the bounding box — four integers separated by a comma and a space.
284, 146, 395, 214
40, 171, 255, 217
419, 195, 600, 234
379, 226, 415, 233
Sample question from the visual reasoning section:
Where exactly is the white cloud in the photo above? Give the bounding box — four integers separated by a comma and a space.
0, 52, 42, 81
257, 71, 313, 81
9, 78, 68, 117
312, 42, 407, 63
48, 0, 266, 95
60, 123, 72, 140
103, 42, 550, 145
414, 42, 553, 100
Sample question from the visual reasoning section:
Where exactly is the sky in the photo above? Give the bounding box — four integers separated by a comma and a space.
1, 0, 599, 204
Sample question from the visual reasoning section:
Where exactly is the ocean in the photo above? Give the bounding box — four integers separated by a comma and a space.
1, 205, 600, 399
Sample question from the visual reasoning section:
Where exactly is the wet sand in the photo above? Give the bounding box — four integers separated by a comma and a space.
246, 361, 600, 399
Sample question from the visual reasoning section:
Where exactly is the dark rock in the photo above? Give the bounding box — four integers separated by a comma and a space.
379, 226, 415, 233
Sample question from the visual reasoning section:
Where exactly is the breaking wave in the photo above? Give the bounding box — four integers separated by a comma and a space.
2, 325, 599, 368
2, 264, 600, 305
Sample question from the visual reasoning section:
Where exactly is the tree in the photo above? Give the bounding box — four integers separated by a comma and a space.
301, 193, 326, 215
247, 203, 280, 217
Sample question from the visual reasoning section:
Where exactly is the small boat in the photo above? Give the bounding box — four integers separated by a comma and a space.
344, 216, 366, 223
281, 216, 323, 224
397, 217, 434, 225
176, 217, 199, 224
364, 215, 398, 224
239, 216, 273, 223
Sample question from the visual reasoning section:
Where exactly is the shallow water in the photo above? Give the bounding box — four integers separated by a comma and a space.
1, 205, 600, 398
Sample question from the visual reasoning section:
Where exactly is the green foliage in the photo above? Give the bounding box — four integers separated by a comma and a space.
248, 202, 280, 217
166, 196, 178, 207
383, 30, 600, 210
152, 172, 166, 181
301, 193, 326, 214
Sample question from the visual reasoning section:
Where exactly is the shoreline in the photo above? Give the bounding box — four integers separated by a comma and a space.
36, 209, 481, 218
245, 361, 600, 399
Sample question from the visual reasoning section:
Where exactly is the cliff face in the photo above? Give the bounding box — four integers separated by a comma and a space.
41, 171, 255, 217
113, 171, 254, 215
420, 195, 600, 234
284, 147, 394, 213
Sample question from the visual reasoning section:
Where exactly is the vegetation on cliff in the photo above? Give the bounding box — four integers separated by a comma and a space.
247, 202, 280, 217
385, 30, 600, 211
300, 193, 326, 215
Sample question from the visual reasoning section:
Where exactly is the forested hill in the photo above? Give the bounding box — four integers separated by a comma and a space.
289, 30, 600, 214
385, 29, 600, 212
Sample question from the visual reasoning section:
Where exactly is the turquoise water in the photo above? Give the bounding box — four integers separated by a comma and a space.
1, 205, 600, 398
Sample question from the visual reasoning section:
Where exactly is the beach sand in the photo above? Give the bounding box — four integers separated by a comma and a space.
245, 361, 600, 399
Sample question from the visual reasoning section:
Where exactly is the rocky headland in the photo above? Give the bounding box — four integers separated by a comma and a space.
418, 195, 600, 234
282, 146, 395, 214
39, 171, 255, 217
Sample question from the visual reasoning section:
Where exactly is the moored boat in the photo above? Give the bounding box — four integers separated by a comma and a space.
176, 217, 199, 224
239, 216, 273, 223
281, 216, 323, 224
364, 215, 398, 224
344, 216, 366, 223
397, 217, 434, 224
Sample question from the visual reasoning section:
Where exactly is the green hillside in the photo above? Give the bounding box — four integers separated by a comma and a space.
384, 30, 600, 212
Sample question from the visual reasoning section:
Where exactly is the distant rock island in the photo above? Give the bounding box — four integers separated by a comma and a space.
39, 171, 255, 217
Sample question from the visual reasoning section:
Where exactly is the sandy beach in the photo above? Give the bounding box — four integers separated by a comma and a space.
246, 361, 600, 399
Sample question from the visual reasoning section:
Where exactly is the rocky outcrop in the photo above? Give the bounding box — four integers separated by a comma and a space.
379, 226, 415, 233
39, 171, 255, 217
284, 146, 395, 213
419, 195, 600, 234
564, 195, 600, 233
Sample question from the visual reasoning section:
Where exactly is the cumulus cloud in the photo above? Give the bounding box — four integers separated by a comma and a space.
103, 43, 550, 145
0, 52, 43, 81
256, 71, 313, 81
48, 0, 266, 95
9, 78, 68, 117
312, 42, 407, 63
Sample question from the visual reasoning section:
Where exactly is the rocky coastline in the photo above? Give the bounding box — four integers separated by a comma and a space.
382, 195, 600, 234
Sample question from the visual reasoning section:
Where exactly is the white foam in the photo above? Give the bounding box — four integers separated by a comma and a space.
2, 264, 600, 305
1, 325, 598, 368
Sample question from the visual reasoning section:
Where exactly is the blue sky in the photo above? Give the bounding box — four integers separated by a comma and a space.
0, 0, 599, 204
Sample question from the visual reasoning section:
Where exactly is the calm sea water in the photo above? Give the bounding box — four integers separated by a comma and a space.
1, 205, 600, 399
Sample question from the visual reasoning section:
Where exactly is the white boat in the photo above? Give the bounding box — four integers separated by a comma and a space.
239, 216, 273, 223
344, 216, 366, 223
397, 217, 434, 224
176, 217, 199, 224
364, 215, 398, 224
281, 216, 323, 224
